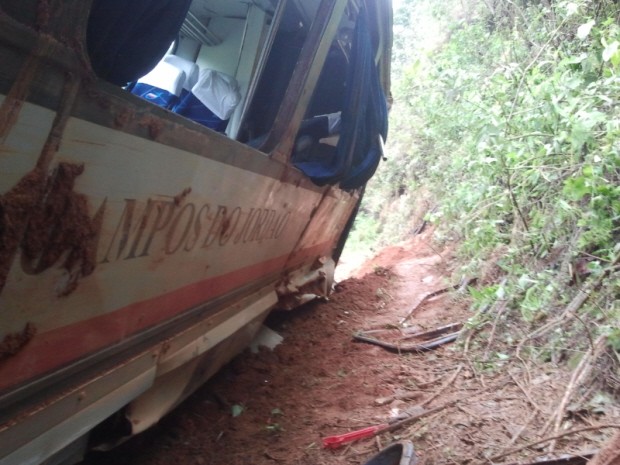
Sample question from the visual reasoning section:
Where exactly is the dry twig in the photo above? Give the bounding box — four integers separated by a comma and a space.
507, 409, 539, 447
383, 398, 461, 434
483, 299, 508, 361
399, 284, 460, 324
421, 364, 463, 407
544, 335, 607, 451
508, 371, 546, 415
461, 279, 507, 356
516, 252, 619, 359
488, 423, 620, 462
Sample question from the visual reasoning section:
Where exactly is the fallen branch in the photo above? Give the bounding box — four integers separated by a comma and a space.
508, 371, 547, 415
399, 286, 458, 324
322, 399, 459, 449
488, 424, 620, 462
353, 329, 461, 353
460, 278, 507, 356
402, 322, 463, 341
483, 299, 508, 361
374, 391, 423, 406
544, 335, 607, 450
507, 410, 539, 448
462, 319, 487, 356
324, 378, 512, 449
383, 398, 460, 434
516, 251, 619, 358
421, 364, 463, 407
387, 376, 511, 435
399, 276, 475, 325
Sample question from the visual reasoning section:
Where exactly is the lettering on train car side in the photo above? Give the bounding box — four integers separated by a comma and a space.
165, 203, 196, 254
100, 198, 291, 263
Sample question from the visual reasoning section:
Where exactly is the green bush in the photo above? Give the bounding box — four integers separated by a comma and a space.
360, 0, 620, 357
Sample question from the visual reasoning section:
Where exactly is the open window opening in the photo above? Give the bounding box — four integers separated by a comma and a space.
86, 0, 327, 140
290, 5, 389, 190
86, 0, 387, 185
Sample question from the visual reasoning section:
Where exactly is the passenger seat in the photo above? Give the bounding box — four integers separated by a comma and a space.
172, 69, 241, 132
131, 61, 185, 109
163, 55, 199, 98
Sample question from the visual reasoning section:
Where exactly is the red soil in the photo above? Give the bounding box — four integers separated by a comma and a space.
81, 232, 616, 465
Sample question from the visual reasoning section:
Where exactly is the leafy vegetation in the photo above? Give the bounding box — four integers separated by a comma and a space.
349, 0, 619, 373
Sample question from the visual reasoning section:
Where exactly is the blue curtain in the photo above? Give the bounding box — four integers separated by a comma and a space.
87, 0, 192, 86
293, 8, 388, 190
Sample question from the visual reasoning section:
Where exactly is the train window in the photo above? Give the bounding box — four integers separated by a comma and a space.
86, 0, 287, 139
85, 0, 386, 183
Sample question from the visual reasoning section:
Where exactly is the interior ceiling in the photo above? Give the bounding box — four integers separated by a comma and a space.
188, 0, 325, 24
189, 0, 274, 22
185, 0, 351, 45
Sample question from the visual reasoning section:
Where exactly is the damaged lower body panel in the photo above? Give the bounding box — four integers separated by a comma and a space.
276, 257, 336, 309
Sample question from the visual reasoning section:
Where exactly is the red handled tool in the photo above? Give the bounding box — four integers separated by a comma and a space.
322, 423, 389, 449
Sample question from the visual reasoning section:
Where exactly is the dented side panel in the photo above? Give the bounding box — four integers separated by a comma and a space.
0, 105, 352, 395
0, 0, 393, 462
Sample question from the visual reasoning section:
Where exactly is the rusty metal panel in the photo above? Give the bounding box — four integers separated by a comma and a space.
0, 350, 158, 465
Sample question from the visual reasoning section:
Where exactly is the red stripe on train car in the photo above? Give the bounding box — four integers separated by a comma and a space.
0, 241, 331, 393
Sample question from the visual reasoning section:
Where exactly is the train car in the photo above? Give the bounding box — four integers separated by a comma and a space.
0, 0, 392, 463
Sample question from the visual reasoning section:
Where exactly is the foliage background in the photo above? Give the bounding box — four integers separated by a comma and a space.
347, 0, 619, 376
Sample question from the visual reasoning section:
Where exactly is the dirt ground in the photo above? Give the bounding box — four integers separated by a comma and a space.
81, 232, 618, 465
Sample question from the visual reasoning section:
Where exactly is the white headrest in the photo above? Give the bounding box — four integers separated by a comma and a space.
192, 69, 241, 120
163, 55, 199, 91
138, 62, 185, 96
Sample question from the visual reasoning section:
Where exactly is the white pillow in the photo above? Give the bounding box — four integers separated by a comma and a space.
192, 69, 241, 120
